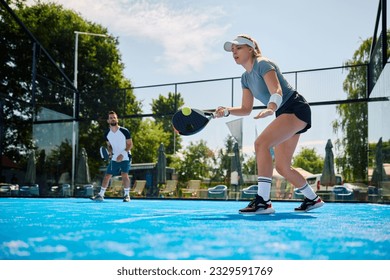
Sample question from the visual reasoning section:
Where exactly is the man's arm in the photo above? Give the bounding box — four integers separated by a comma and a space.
125, 138, 133, 153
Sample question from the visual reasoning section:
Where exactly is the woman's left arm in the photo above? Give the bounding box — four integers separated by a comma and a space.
254, 70, 282, 119
263, 70, 282, 111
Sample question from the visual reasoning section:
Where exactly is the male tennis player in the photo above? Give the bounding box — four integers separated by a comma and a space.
91, 111, 133, 202
215, 34, 324, 214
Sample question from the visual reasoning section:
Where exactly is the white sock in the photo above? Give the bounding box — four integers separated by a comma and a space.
298, 183, 317, 200
257, 176, 272, 201
124, 188, 130, 196
99, 187, 107, 197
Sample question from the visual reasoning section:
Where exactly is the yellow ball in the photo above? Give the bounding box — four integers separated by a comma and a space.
181, 107, 192, 116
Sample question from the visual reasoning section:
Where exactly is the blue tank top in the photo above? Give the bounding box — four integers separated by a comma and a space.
241, 58, 295, 106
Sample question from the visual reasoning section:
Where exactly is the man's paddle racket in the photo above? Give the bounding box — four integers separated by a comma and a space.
99, 146, 110, 161
172, 107, 215, 136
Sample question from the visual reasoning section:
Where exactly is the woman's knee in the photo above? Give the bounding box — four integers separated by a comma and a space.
275, 163, 291, 178
254, 136, 271, 152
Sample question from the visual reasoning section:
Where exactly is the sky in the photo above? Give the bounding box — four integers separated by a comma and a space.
28, 0, 387, 158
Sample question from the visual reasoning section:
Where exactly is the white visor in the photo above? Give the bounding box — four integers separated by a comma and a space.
224, 37, 256, 52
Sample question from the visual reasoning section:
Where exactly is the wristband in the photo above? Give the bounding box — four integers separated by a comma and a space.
267, 93, 282, 111
224, 108, 230, 117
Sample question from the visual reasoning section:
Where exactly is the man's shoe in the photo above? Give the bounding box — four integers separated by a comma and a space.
90, 194, 104, 202
123, 195, 130, 202
294, 196, 324, 212
239, 194, 275, 214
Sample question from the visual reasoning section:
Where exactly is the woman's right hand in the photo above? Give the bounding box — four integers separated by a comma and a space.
214, 106, 229, 118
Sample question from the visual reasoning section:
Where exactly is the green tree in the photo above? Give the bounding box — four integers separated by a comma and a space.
172, 140, 215, 183
333, 38, 369, 182
131, 118, 170, 163
151, 92, 184, 156
0, 1, 142, 180
333, 31, 389, 182
0, 0, 36, 164
292, 147, 323, 174
242, 154, 257, 175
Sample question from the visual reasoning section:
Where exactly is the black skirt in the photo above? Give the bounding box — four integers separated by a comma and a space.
276, 92, 311, 134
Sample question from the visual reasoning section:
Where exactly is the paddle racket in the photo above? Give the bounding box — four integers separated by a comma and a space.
171, 107, 215, 136
99, 146, 110, 161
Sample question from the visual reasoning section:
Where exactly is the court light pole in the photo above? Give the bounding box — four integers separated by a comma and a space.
72, 31, 109, 189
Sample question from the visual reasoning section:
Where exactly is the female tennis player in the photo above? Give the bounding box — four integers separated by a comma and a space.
215, 34, 324, 214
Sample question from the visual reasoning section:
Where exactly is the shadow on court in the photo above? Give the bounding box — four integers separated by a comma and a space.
191, 212, 317, 221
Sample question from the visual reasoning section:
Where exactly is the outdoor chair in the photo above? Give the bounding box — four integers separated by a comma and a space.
104, 184, 123, 197
207, 185, 227, 199
379, 181, 390, 202
181, 180, 201, 198
130, 180, 146, 197
61, 184, 71, 197
159, 180, 178, 197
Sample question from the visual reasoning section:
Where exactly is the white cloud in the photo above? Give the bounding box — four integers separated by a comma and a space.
34, 0, 230, 74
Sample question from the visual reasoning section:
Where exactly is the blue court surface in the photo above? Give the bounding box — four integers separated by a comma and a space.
0, 198, 389, 260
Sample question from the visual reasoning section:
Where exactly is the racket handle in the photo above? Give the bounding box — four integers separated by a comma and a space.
207, 113, 216, 119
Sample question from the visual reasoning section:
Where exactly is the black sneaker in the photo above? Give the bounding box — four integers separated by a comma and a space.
239, 194, 275, 214
90, 194, 104, 202
295, 196, 324, 212
123, 195, 130, 202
